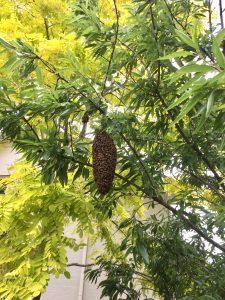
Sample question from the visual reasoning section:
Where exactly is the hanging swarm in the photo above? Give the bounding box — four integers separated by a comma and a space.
92, 131, 117, 195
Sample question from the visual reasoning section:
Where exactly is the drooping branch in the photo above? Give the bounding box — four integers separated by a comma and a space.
63, 156, 225, 253
34, 53, 69, 83
189, 172, 225, 201
163, 0, 186, 30
33, 52, 106, 113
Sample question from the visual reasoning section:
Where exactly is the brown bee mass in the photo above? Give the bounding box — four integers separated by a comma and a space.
92, 131, 117, 194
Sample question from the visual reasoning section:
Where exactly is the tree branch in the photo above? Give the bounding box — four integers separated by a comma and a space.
67, 261, 152, 281
67, 262, 94, 268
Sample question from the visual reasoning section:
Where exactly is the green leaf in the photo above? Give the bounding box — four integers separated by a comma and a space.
206, 90, 215, 117
63, 146, 73, 157
158, 51, 193, 60
49, 205, 56, 212
35, 66, 43, 84
119, 218, 133, 229
167, 91, 192, 110
170, 94, 200, 126
64, 271, 71, 279
214, 28, 225, 46
33, 291, 41, 297
190, 20, 199, 48
1, 56, 20, 71
73, 166, 83, 182
207, 70, 225, 85
214, 111, 225, 129
177, 73, 202, 93
137, 242, 149, 265
212, 39, 225, 69
177, 64, 215, 74
0, 37, 16, 50
193, 108, 206, 133
175, 30, 198, 49
67, 49, 80, 69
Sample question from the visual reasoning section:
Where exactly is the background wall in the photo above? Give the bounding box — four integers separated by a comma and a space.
0, 143, 21, 177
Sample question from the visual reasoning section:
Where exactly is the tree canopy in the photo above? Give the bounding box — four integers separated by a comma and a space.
0, 0, 225, 299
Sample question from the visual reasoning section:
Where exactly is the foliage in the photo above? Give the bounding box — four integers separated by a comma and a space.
0, 161, 142, 300
0, 0, 225, 299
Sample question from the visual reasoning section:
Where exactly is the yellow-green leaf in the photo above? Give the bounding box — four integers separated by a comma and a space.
175, 30, 198, 50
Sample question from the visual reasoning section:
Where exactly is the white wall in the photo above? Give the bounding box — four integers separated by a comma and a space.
0, 143, 21, 176
41, 234, 107, 300
41, 247, 86, 300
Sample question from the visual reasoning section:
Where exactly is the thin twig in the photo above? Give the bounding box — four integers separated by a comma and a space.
219, 0, 224, 29
219, 0, 225, 55
163, 0, 185, 30
101, 0, 119, 95
22, 117, 41, 142
208, 0, 213, 38
44, 17, 50, 40
0, 227, 15, 240
149, 6, 161, 89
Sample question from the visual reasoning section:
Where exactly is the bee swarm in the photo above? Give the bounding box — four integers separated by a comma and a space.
92, 131, 117, 194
